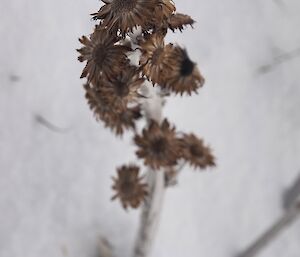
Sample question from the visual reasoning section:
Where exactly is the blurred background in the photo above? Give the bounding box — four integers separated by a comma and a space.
0, 0, 300, 257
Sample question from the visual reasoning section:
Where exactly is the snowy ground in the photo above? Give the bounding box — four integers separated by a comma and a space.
1, 1, 300, 257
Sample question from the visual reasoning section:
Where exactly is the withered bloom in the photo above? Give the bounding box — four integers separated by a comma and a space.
100, 66, 145, 108
139, 33, 168, 85
179, 133, 215, 169
92, 0, 159, 35
112, 164, 148, 209
84, 83, 112, 120
77, 28, 130, 83
162, 45, 205, 95
103, 105, 142, 135
150, 0, 176, 30
134, 119, 180, 169
84, 83, 141, 135
167, 13, 195, 32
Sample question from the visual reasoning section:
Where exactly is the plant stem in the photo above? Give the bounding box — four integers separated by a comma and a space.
133, 170, 165, 257
133, 82, 166, 257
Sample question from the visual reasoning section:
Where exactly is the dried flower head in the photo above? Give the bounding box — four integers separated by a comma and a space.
84, 83, 142, 135
112, 164, 148, 209
84, 83, 112, 119
103, 105, 142, 135
167, 13, 195, 32
139, 33, 167, 85
100, 66, 145, 108
179, 133, 215, 169
162, 45, 205, 95
150, 0, 176, 30
134, 119, 180, 169
77, 28, 130, 83
92, 0, 159, 35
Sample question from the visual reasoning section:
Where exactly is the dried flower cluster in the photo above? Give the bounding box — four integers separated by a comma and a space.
78, 0, 215, 209
135, 119, 215, 170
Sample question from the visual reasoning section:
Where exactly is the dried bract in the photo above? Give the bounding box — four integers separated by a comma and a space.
179, 133, 215, 169
167, 13, 195, 32
112, 164, 148, 209
162, 45, 205, 95
134, 119, 180, 169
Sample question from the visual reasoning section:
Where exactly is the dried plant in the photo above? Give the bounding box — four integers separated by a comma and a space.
78, 1, 215, 256
112, 165, 148, 209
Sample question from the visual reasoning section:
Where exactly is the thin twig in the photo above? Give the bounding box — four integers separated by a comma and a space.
34, 114, 70, 133
283, 172, 300, 210
98, 238, 114, 257
236, 203, 300, 257
257, 47, 300, 74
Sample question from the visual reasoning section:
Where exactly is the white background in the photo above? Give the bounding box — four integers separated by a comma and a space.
0, 1, 300, 257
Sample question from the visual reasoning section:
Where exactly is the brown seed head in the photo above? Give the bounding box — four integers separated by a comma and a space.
100, 66, 145, 109
161, 45, 205, 95
77, 28, 130, 83
134, 119, 181, 169
179, 133, 216, 169
103, 105, 142, 136
84, 83, 141, 136
92, 0, 160, 36
112, 164, 148, 209
84, 83, 112, 120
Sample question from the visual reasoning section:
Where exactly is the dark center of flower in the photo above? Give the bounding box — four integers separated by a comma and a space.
114, 80, 130, 97
120, 181, 135, 197
112, 0, 137, 13
180, 55, 194, 76
190, 144, 203, 157
151, 137, 167, 155
151, 48, 164, 65
93, 45, 107, 68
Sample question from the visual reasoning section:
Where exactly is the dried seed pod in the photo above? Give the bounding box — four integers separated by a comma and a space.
84, 83, 142, 135
134, 119, 181, 169
102, 105, 142, 136
112, 164, 148, 209
92, 0, 159, 36
179, 133, 215, 169
77, 28, 130, 83
161, 45, 205, 95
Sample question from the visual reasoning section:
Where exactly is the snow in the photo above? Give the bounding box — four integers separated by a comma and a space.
0, 0, 300, 257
